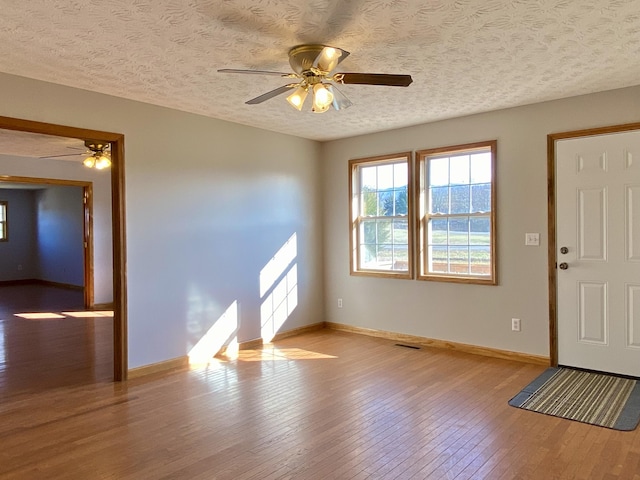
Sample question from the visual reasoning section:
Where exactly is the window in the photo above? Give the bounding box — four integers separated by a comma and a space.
349, 152, 413, 278
416, 141, 497, 284
0, 201, 6, 241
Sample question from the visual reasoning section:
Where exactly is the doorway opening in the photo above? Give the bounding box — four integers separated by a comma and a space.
0, 115, 127, 381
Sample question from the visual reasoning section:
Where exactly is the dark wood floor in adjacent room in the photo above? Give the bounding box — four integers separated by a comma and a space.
0, 283, 113, 399
2, 324, 640, 479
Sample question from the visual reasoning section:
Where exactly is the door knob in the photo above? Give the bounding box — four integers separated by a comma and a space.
559, 262, 569, 270
560, 247, 568, 254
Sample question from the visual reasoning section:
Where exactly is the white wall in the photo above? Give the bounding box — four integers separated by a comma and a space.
0, 188, 37, 280
0, 73, 324, 369
0, 154, 113, 303
321, 85, 640, 358
35, 186, 84, 286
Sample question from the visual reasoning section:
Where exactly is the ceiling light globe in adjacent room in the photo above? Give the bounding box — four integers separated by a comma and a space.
83, 155, 96, 168
95, 155, 112, 170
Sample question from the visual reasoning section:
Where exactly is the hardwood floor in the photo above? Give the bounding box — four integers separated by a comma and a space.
0, 283, 113, 398
2, 328, 640, 479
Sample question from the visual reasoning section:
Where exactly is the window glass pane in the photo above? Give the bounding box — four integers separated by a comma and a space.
429, 158, 449, 186
470, 246, 491, 275
394, 187, 408, 215
360, 245, 377, 268
393, 163, 408, 188
377, 190, 392, 216
362, 190, 377, 216
0, 207, 4, 221
0, 224, 4, 238
429, 218, 448, 245
377, 245, 393, 269
470, 217, 490, 245
471, 183, 491, 213
471, 152, 492, 184
449, 154, 470, 185
430, 186, 449, 214
449, 246, 470, 274
429, 246, 448, 273
393, 245, 408, 270
377, 164, 394, 190
392, 219, 408, 243
377, 219, 392, 244
450, 185, 470, 214
448, 217, 469, 245
361, 219, 376, 244
361, 166, 377, 190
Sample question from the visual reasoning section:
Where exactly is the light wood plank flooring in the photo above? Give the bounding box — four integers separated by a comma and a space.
2, 328, 640, 479
0, 283, 113, 399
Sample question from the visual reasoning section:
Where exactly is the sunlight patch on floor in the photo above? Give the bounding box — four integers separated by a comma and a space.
63, 311, 114, 318
218, 346, 337, 362
14, 312, 66, 320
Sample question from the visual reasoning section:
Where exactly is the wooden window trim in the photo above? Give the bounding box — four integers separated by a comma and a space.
0, 200, 6, 242
415, 140, 497, 285
349, 152, 414, 279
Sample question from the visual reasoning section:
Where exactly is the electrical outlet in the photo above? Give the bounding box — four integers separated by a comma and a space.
511, 318, 521, 332
17, 264, 22, 271
337, 298, 343, 308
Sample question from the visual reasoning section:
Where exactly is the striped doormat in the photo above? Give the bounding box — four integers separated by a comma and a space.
509, 367, 640, 431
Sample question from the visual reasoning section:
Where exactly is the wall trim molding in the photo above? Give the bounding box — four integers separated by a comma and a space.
0, 278, 82, 290
93, 302, 114, 310
128, 356, 189, 379
324, 322, 550, 366
272, 322, 325, 342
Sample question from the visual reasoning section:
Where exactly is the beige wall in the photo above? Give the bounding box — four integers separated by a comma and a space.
321, 85, 640, 357
0, 72, 324, 368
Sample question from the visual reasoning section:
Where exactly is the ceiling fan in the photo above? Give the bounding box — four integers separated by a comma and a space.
218, 44, 413, 113
41, 140, 112, 169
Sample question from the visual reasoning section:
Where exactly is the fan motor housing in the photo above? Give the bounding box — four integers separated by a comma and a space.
288, 44, 328, 74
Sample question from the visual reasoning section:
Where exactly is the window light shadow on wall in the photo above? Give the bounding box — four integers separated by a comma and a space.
260, 233, 298, 343
188, 300, 239, 366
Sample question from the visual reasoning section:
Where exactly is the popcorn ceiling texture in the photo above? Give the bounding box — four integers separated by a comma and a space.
0, 0, 639, 141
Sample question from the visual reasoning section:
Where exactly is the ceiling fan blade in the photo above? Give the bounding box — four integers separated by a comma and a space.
337, 73, 413, 87
246, 84, 296, 105
218, 68, 293, 77
328, 84, 353, 111
313, 46, 350, 73
39, 153, 85, 159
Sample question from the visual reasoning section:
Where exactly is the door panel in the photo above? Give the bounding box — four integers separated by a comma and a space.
557, 130, 640, 377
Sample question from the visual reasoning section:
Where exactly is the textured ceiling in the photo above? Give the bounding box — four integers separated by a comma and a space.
0, 130, 85, 159
0, 0, 639, 142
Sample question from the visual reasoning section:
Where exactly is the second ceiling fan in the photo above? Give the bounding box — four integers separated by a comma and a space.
218, 44, 413, 113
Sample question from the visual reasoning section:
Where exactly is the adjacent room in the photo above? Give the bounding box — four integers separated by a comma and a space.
1, 1, 640, 478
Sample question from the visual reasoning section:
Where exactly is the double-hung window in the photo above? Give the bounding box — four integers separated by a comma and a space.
349, 152, 413, 278
0, 201, 6, 241
416, 141, 497, 284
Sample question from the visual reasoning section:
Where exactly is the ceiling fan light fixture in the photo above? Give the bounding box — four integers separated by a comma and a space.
286, 85, 308, 111
328, 84, 353, 111
312, 83, 334, 113
95, 154, 112, 170
83, 154, 96, 168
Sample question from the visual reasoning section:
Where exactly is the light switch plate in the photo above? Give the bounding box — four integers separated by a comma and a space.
525, 233, 540, 246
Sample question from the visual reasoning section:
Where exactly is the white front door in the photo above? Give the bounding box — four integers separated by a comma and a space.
557, 129, 640, 377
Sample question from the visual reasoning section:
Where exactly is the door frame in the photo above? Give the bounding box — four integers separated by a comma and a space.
0, 115, 128, 381
0, 176, 94, 307
547, 121, 640, 366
